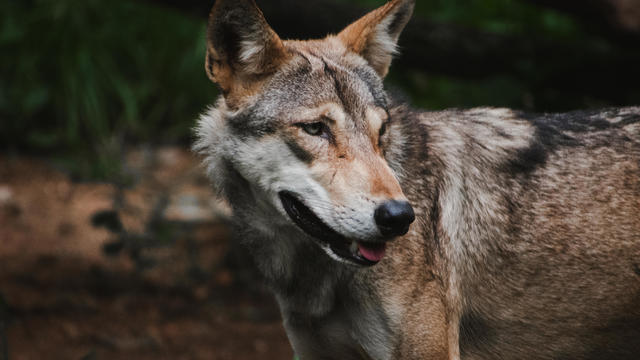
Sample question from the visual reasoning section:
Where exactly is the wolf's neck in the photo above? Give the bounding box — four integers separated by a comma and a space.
224, 167, 396, 358
221, 161, 351, 315
390, 107, 531, 311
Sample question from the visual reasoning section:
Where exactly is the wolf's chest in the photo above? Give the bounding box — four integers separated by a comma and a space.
280, 301, 394, 360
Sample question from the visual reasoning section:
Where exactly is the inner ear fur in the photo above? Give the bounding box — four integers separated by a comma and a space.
205, 0, 290, 97
338, 0, 414, 77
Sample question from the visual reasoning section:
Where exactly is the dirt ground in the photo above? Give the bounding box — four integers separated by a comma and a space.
0, 149, 294, 360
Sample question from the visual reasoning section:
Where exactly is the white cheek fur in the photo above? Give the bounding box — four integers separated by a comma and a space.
194, 102, 381, 241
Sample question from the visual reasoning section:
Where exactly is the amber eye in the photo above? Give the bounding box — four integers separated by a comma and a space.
298, 122, 326, 137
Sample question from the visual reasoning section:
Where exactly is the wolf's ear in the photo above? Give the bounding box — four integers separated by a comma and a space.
338, 0, 414, 78
205, 0, 289, 95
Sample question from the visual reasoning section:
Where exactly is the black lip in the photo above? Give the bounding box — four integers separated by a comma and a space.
278, 191, 378, 266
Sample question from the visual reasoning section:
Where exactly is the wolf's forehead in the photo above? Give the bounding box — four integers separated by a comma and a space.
264, 52, 387, 116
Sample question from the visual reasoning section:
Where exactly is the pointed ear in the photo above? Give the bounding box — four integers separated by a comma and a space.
205, 0, 290, 94
338, 0, 414, 78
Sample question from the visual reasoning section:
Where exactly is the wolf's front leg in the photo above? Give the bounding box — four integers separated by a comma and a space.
284, 320, 373, 360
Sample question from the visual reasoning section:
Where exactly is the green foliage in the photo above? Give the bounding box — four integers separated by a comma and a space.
0, 0, 217, 179
355, 0, 587, 111
0, 0, 634, 181
353, 0, 580, 37
391, 71, 527, 110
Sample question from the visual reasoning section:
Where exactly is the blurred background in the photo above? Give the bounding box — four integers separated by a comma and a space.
0, 0, 639, 359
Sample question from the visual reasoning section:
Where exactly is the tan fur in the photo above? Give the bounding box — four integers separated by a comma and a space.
338, 0, 414, 77
338, 1, 399, 53
196, 1, 640, 359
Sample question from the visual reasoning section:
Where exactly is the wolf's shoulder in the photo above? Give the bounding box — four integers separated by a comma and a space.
400, 105, 640, 176
414, 106, 640, 133
516, 107, 640, 139
411, 106, 640, 145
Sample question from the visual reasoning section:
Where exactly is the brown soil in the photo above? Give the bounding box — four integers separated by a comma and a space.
0, 150, 293, 360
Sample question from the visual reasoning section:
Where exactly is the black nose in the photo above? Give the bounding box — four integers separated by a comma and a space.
374, 200, 415, 237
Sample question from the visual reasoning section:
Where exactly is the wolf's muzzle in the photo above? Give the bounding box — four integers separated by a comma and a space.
278, 190, 389, 266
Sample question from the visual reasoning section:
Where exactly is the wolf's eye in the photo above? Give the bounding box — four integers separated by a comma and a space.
301, 122, 325, 137
295, 121, 333, 141
379, 122, 388, 138
378, 122, 389, 149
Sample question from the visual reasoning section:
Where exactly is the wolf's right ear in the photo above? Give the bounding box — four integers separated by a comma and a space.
205, 0, 290, 97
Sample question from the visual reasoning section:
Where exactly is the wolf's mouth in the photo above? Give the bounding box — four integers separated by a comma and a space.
278, 191, 386, 266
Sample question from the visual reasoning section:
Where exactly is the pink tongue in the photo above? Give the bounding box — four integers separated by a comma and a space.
357, 243, 387, 262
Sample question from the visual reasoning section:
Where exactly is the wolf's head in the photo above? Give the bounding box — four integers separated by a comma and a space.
195, 0, 415, 266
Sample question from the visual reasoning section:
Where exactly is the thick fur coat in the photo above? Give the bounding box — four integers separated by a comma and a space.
194, 0, 640, 359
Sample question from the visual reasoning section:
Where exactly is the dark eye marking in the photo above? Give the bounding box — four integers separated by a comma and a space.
285, 138, 314, 164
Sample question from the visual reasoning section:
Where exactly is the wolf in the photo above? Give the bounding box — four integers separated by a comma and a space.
194, 0, 640, 358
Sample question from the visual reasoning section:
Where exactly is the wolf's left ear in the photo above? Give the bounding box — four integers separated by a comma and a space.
205, 0, 290, 96
338, 0, 414, 78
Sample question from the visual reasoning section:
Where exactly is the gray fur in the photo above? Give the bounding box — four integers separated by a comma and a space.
195, 0, 640, 359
